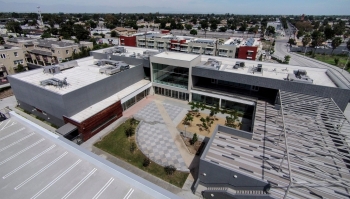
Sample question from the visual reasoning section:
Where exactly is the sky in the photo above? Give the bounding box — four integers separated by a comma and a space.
0, 0, 349, 15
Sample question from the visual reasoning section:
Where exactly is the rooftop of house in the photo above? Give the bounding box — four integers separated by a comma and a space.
9, 56, 137, 95
198, 55, 338, 88
0, 112, 179, 199
203, 91, 350, 199
224, 37, 260, 47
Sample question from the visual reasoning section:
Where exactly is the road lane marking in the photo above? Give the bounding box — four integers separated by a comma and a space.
92, 178, 114, 199
123, 188, 134, 199
0, 120, 16, 131
61, 168, 97, 199
14, 152, 68, 190
30, 159, 82, 199
0, 127, 25, 141
3, 144, 55, 179
0, 138, 45, 165
0, 132, 35, 152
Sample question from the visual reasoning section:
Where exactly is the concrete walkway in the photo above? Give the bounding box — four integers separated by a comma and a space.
155, 101, 195, 169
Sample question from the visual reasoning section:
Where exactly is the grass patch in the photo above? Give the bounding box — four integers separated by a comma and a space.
94, 119, 189, 188
297, 52, 350, 71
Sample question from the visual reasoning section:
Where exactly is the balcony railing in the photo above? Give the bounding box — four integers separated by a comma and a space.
148, 43, 154, 46
180, 48, 188, 52
138, 42, 145, 45
218, 52, 228, 56
205, 51, 214, 55
192, 49, 201, 53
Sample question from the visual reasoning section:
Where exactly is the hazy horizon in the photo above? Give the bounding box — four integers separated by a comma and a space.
0, 0, 349, 15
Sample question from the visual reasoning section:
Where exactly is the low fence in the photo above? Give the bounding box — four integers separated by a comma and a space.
290, 46, 349, 55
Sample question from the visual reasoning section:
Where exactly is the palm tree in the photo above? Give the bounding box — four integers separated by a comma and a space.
302, 34, 311, 55
331, 37, 342, 55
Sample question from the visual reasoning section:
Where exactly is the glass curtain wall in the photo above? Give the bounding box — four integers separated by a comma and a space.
192, 93, 220, 106
152, 63, 189, 89
154, 86, 189, 101
122, 89, 150, 111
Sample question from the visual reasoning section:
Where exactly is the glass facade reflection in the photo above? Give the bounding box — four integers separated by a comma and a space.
122, 89, 150, 111
192, 93, 219, 106
152, 63, 189, 89
154, 86, 189, 101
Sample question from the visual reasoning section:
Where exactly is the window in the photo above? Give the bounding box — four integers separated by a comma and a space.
66, 50, 69, 54
229, 50, 233, 53
14, 52, 18, 57
51, 49, 55, 53
13, 59, 24, 65
57, 51, 60, 54
0, 54, 6, 59
152, 63, 189, 89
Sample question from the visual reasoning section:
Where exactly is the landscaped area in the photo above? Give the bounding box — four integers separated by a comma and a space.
177, 102, 243, 138
297, 52, 350, 71
94, 118, 189, 188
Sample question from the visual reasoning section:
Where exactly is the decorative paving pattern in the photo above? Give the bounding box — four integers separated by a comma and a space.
162, 103, 185, 121
133, 102, 163, 123
136, 122, 188, 172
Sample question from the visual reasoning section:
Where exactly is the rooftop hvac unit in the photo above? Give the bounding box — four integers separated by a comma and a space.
43, 66, 60, 74
257, 64, 263, 72
40, 77, 68, 88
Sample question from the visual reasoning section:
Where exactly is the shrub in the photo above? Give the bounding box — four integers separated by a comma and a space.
334, 58, 339, 66
125, 126, 135, 137
130, 142, 136, 153
143, 157, 151, 167
191, 133, 198, 145
164, 165, 176, 175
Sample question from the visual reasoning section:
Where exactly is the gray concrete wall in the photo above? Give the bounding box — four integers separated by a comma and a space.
198, 159, 268, 190
17, 100, 64, 126
8, 73, 67, 121
192, 67, 350, 111
202, 191, 273, 199
62, 65, 144, 117
90, 52, 108, 60
217, 125, 253, 139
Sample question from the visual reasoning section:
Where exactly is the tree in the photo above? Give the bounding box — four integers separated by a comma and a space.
190, 29, 197, 36
288, 38, 296, 46
183, 113, 194, 126
15, 64, 26, 73
284, 55, 291, 64
334, 58, 339, 66
5, 20, 22, 34
311, 31, 325, 52
210, 23, 217, 31
191, 133, 198, 145
0, 37, 4, 45
111, 30, 119, 37
331, 37, 342, 54
296, 30, 304, 39
302, 34, 311, 47
259, 54, 263, 61
324, 26, 335, 40
41, 32, 51, 39
74, 24, 90, 41
219, 27, 227, 32
266, 26, 275, 36
185, 24, 192, 30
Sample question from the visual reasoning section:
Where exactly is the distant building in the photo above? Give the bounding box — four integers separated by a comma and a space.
0, 45, 27, 74
112, 27, 137, 36
5, 37, 93, 66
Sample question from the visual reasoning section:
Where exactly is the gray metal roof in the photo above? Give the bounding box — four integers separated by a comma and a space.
204, 90, 350, 199
29, 49, 53, 56
36, 40, 77, 48
55, 123, 77, 136
0, 112, 181, 199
